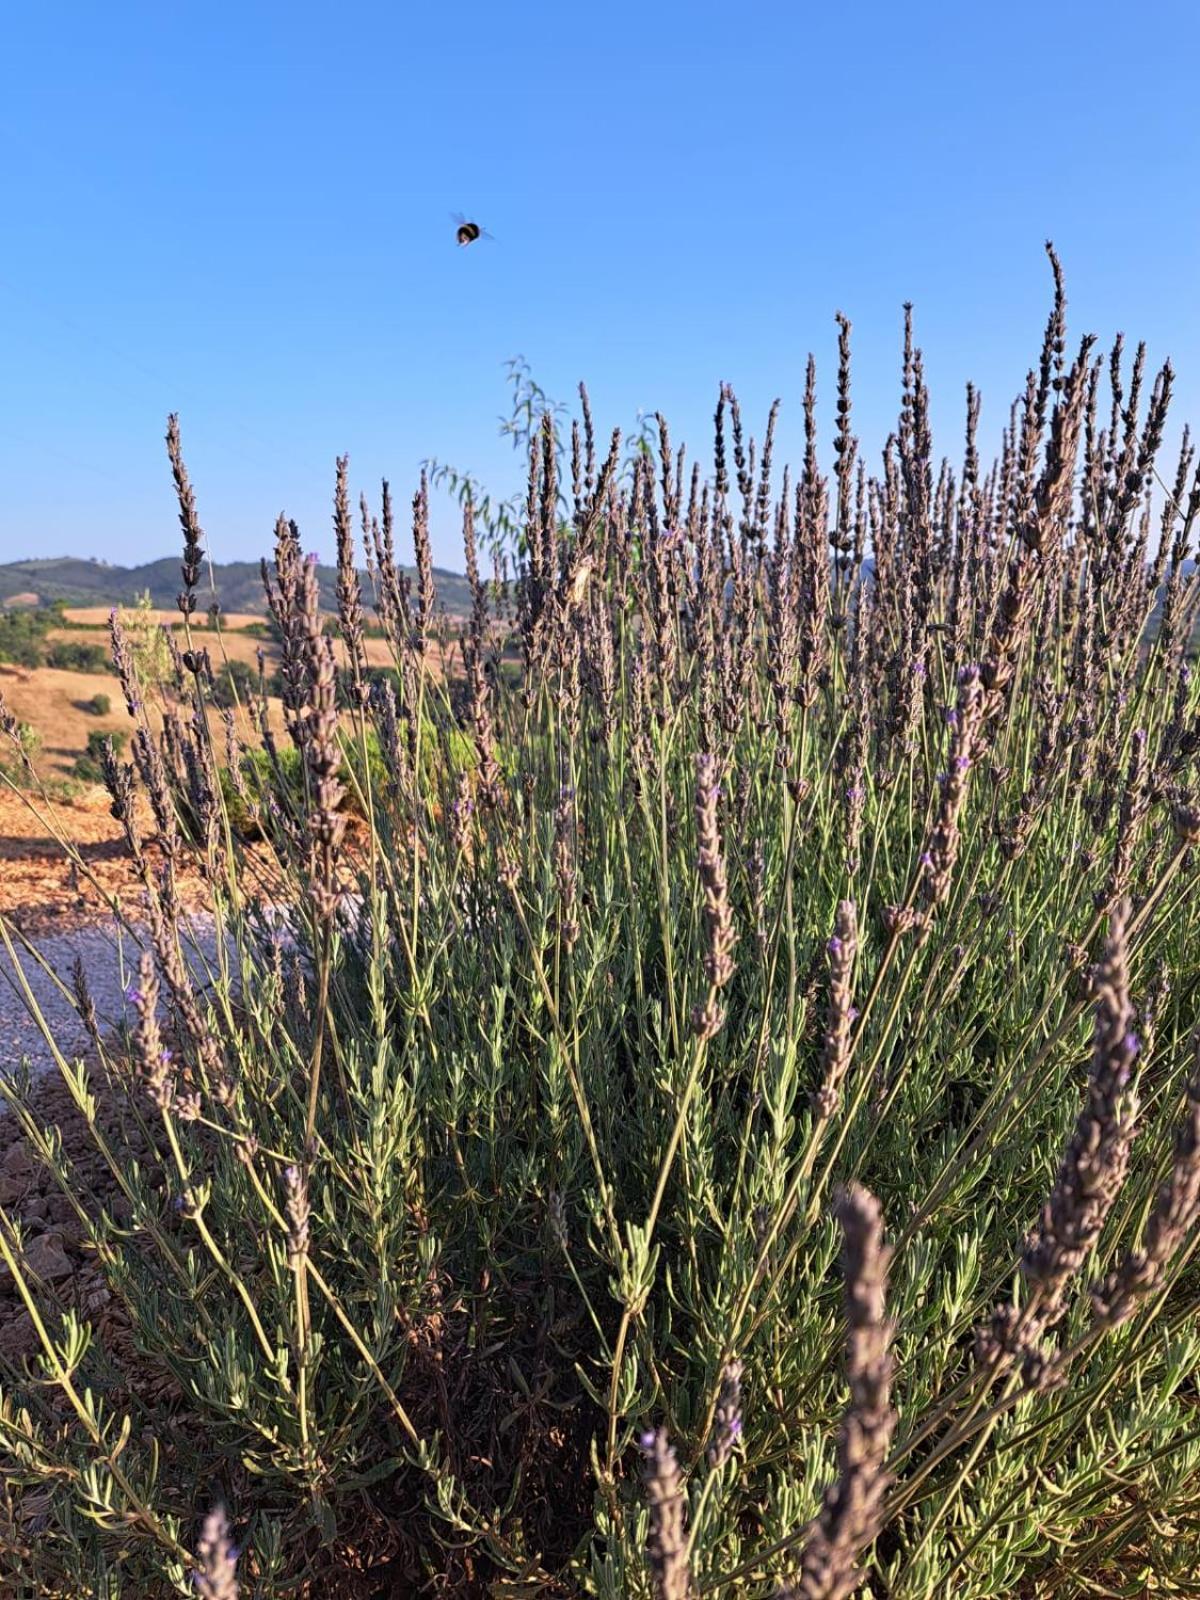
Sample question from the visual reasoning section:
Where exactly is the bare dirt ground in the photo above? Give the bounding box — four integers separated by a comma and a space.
0, 783, 151, 932
0, 1066, 152, 1365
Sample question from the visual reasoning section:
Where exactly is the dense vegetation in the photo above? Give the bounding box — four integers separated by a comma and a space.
0, 603, 66, 669
0, 602, 108, 674
2, 260, 1200, 1598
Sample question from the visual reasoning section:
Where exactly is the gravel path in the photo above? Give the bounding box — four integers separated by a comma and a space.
1, 916, 220, 1079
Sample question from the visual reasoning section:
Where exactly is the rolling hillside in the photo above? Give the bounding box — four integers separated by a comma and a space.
0, 555, 472, 616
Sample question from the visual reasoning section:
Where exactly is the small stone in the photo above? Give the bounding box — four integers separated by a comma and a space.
82, 1277, 112, 1315
0, 1308, 35, 1361
1, 1143, 33, 1179
23, 1231, 72, 1282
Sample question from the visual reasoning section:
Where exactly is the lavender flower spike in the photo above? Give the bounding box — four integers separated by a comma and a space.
813, 901, 858, 1119
782, 1184, 895, 1600
641, 1427, 692, 1600
1093, 1062, 1200, 1328
707, 1359, 745, 1470
193, 1504, 239, 1600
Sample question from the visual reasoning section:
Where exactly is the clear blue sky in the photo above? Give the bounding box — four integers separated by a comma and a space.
2, 1, 1198, 572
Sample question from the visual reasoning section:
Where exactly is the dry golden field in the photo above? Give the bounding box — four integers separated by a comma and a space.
0, 663, 132, 776
4, 616, 452, 779
60, 606, 267, 630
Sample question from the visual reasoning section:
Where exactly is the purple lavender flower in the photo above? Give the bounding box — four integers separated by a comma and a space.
707, 1359, 745, 1470
640, 1427, 690, 1600
193, 1504, 239, 1599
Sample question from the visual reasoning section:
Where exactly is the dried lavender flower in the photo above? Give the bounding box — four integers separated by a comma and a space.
166, 413, 205, 619
980, 901, 1140, 1382
284, 1164, 310, 1267
783, 1185, 894, 1600
921, 667, 985, 912
298, 552, 345, 922
71, 956, 102, 1054
547, 1190, 568, 1253
107, 611, 143, 721
881, 904, 918, 938
691, 752, 736, 1038
1022, 899, 1140, 1314
1093, 1064, 1200, 1327
333, 453, 367, 702
222, 708, 249, 805
130, 953, 172, 1112
412, 471, 437, 650
813, 902, 858, 1119
640, 1427, 692, 1600
554, 786, 580, 950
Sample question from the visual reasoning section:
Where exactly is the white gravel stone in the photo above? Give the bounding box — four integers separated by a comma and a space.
0, 916, 220, 1079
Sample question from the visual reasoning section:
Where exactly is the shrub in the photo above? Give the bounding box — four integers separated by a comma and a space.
82, 691, 111, 716
0, 606, 54, 668
115, 588, 173, 696
220, 720, 472, 839
0, 716, 41, 782
71, 727, 128, 783
209, 654, 270, 709
45, 639, 110, 673
4, 264, 1200, 1596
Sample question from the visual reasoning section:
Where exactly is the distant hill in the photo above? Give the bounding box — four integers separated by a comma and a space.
0, 556, 472, 617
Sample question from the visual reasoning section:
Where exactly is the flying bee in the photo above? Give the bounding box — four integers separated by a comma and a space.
452, 213, 493, 247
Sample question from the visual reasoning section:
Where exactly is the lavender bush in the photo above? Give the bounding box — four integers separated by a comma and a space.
3, 250, 1200, 1596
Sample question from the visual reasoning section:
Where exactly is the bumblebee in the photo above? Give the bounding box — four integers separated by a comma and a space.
453, 214, 491, 247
